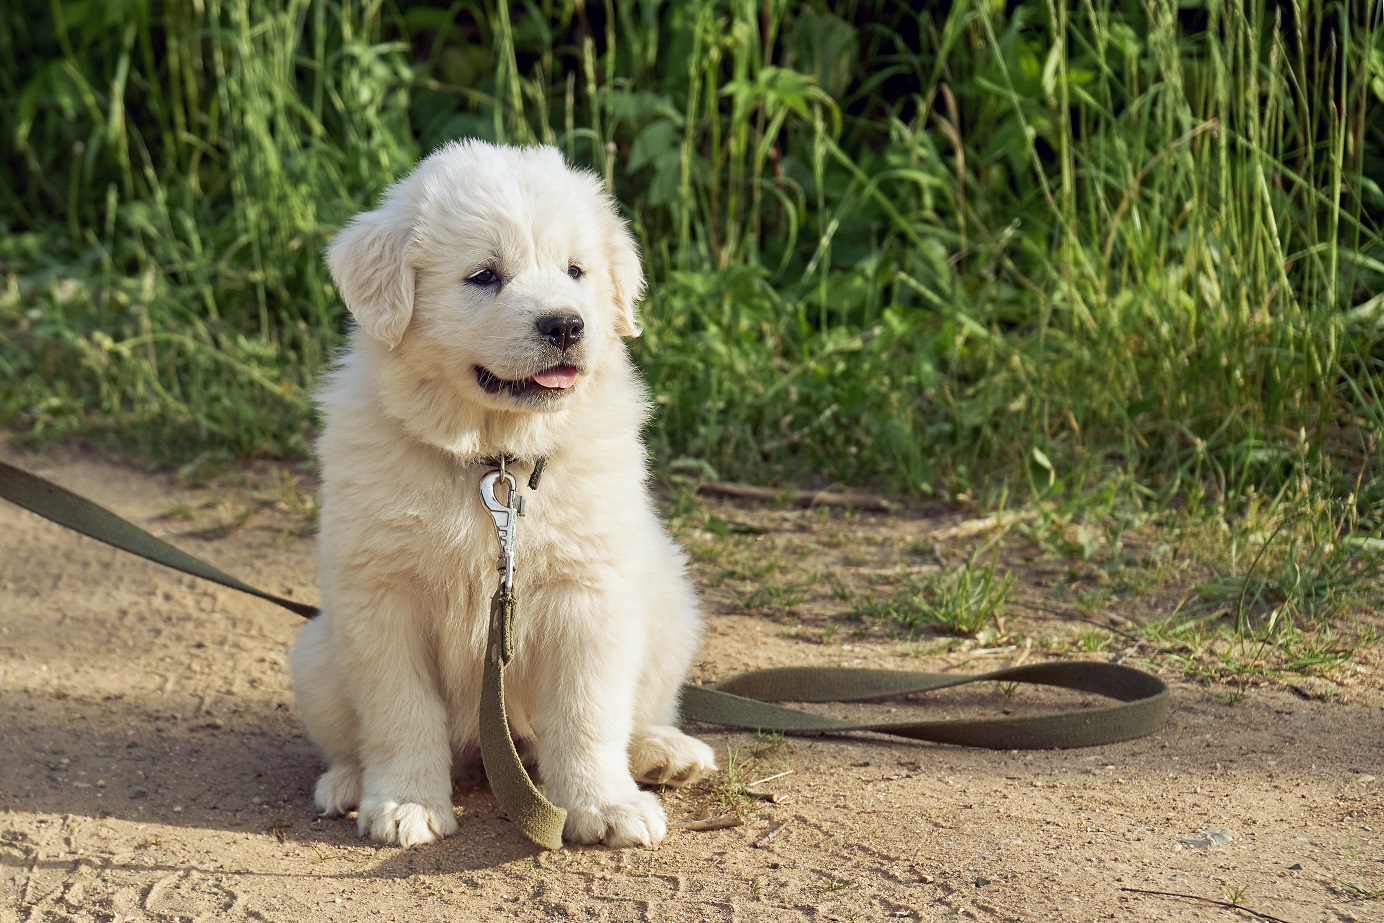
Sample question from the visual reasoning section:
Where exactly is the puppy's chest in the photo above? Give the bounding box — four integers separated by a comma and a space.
407, 479, 622, 589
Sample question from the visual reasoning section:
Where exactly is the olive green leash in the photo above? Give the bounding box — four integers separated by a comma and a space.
0, 459, 317, 617
479, 581, 567, 849
0, 459, 1170, 852
682, 661, 1168, 749
476, 462, 568, 849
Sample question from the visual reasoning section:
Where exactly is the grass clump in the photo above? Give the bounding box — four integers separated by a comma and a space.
1140, 479, 1384, 686
843, 556, 1017, 641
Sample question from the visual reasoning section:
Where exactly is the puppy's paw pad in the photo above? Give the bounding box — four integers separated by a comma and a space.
564, 790, 667, 848
631, 727, 718, 787
359, 799, 459, 847
314, 765, 363, 815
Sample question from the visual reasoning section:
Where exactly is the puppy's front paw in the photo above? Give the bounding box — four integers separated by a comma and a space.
314, 764, 362, 815
358, 798, 459, 847
630, 726, 718, 787
564, 789, 667, 848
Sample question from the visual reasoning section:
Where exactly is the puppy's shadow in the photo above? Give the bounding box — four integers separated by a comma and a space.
3, 686, 546, 874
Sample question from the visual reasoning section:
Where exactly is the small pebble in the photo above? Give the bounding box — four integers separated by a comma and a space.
1179, 826, 1232, 849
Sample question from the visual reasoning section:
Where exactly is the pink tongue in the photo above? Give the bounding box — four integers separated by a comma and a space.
533, 367, 579, 389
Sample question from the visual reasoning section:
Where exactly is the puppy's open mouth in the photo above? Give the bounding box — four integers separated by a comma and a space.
475, 365, 581, 398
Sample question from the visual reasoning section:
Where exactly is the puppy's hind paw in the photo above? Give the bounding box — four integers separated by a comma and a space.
358, 798, 459, 847
314, 764, 362, 815
564, 789, 668, 848
630, 726, 718, 787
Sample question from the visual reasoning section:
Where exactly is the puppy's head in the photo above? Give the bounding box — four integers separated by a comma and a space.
326, 140, 644, 411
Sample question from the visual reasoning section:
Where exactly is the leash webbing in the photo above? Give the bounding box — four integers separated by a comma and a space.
476, 461, 569, 848
682, 662, 1168, 749
0, 458, 1170, 849
0, 459, 318, 618
481, 583, 567, 849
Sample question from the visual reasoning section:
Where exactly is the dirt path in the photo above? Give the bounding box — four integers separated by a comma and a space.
1, 442, 1380, 922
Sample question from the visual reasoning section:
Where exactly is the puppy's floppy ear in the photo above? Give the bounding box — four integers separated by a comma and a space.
604, 212, 646, 338
326, 196, 418, 348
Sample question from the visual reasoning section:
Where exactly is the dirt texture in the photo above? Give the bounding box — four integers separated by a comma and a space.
1, 441, 1381, 923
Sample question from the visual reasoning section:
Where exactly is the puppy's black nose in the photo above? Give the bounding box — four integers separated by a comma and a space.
536, 314, 585, 351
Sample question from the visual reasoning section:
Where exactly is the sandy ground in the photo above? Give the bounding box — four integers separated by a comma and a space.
1, 441, 1381, 923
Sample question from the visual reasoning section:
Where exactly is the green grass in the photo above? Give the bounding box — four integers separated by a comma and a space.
840, 554, 1017, 639
0, 0, 415, 461
1136, 481, 1384, 687
1338, 879, 1384, 900
1, 1, 1382, 654
700, 731, 791, 820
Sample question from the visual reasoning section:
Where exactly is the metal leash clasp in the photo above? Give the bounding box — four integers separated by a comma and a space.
479, 467, 524, 589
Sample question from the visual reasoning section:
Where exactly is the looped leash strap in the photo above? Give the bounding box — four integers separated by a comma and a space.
679, 662, 1169, 749
0, 458, 1171, 850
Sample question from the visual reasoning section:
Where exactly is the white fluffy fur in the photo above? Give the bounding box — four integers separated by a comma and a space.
290, 140, 715, 849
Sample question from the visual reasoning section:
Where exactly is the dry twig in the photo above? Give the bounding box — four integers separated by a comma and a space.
925, 511, 1032, 541
695, 480, 893, 512
673, 815, 744, 832
752, 819, 794, 849
1119, 887, 1295, 923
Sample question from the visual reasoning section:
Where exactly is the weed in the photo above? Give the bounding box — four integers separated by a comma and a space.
749, 730, 788, 763
193, 501, 259, 540
269, 470, 321, 535
1077, 630, 1111, 654
1213, 686, 1248, 706
703, 735, 793, 821
708, 746, 755, 818
1338, 880, 1384, 900
161, 500, 195, 521
723, 579, 808, 614
844, 553, 1015, 639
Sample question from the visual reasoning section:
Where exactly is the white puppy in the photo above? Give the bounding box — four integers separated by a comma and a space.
290, 140, 716, 849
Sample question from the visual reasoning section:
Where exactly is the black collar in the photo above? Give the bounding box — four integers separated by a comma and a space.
478, 455, 547, 491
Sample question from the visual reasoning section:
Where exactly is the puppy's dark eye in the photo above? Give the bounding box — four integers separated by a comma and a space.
467, 268, 500, 287
567, 264, 584, 281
